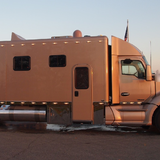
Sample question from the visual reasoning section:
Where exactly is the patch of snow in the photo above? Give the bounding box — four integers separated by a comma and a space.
46, 124, 138, 132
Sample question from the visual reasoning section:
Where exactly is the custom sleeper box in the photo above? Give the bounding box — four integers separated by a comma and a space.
0, 35, 109, 124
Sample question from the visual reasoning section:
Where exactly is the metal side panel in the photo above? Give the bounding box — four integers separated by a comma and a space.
47, 103, 71, 125
94, 102, 105, 125
110, 104, 147, 126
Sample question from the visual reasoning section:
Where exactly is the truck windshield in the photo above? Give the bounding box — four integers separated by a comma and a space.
142, 56, 149, 65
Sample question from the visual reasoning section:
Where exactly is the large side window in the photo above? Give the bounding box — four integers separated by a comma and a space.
13, 56, 30, 71
75, 67, 89, 89
49, 55, 66, 67
121, 60, 145, 79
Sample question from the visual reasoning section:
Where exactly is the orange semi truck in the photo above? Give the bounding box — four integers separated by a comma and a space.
0, 30, 160, 131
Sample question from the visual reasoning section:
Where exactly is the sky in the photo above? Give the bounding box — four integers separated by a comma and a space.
0, 0, 160, 71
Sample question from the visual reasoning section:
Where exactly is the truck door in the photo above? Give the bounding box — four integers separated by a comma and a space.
72, 64, 93, 123
119, 58, 153, 103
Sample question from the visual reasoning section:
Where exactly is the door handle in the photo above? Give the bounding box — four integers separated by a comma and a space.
121, 92, 130, 96
75, 91, 79, 97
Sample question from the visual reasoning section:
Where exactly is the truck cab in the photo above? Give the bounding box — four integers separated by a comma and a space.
105, 36, 159, 130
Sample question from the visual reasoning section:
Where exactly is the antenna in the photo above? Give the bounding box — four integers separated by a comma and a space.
150, 41, 152, 72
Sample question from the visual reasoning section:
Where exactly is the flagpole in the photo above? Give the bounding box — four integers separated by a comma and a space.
127, 20, 129, 42
124, 20, 129, 42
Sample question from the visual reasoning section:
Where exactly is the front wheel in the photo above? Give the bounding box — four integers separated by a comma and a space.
141, 125, 150, 130
154, 109, 160, 132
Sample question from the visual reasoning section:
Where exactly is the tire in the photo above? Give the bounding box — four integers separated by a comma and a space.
154, 109, 160, 132
141, 126, 150, 130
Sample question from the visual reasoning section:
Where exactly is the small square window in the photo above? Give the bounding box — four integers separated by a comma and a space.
13, 56, 30, 71
49, 55, 66, 67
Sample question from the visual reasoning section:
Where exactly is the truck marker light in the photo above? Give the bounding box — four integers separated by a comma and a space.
99, 102, 104, 105
99, 40, 102, 43
11, 102, 14, 104
42, 102, 46, 104
64, 42, 68, 44
130, 102, 134, 104
122, 102, 127, 104
53, 42, 57, 45
137, 102, 142, 104
53, 102, 57, 105
32, 102, 35, 104
11, 44, 14, 47
21, 102, 24, 104
1, 45, 4, 47
75, 41, 80, 44
87, 41, 91, 43
117, 116, 121, 120
21, 44, 25, 46
64, 102, 69, 105
42, 43, 46, 45
31, 43, 35, 46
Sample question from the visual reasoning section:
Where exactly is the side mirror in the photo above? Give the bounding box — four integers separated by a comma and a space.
152, 73, 155, 80
146, 65, 152, 81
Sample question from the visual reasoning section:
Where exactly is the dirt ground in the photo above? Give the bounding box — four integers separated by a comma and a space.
0, 122, 160, 160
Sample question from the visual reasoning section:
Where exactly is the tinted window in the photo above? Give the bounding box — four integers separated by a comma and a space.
49, 55, 66, 67
13, 56, 30, 71
121, 60, 145, 79
75, 67, 89, 89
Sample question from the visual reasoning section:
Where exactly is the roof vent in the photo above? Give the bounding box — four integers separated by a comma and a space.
73, 30, 82, 38
51, 36, 72, 39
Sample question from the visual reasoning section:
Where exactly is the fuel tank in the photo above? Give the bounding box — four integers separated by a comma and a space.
0, 106, 46, 122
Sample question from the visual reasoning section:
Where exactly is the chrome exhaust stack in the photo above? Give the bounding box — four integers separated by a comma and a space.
0, 106, 46, 122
